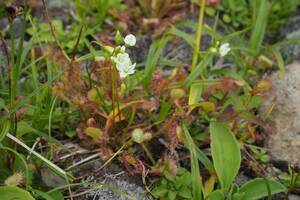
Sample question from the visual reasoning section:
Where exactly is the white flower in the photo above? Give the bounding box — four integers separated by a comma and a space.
124, 34, 136, 46
219, 43, 231, 57
112, 53, 136, 78
112, 53, 131, 70
119, 63, 136, 78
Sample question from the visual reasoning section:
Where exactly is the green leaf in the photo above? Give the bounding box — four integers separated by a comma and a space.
210, 122, 241, 189
195, 146, 214, 174
206, 190, 224, 200
183, 54, 212, 88
239, 178, 286, 200
178, 186, 193, 198
0, 119, 10, 142
167, 27, 196, 48
47, 190, 65, 200
85, 127, 103, 139
143, 36, 171, 88
0, 98, 4, 110
33, 189, 55, 200
182, 125, 203, 200
188, 83, 203, 111
270, 47, 285, 74
152, 185, 168, 197
155, 100, 172, 124
0, 186, 35, 200
168, 190, 177, 200
249, 0, 270, 55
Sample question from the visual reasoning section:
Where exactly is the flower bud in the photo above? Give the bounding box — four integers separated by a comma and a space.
170, 88, 186, 100
115, 30, 124, 45
132, 128, 144, 143
143, 132, 153, 141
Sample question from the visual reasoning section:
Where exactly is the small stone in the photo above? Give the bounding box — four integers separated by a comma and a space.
73, 159, 153, 200
289, 194, 300, 200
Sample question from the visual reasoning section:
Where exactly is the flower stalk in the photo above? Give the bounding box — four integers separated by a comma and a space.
191, 0, 206, 71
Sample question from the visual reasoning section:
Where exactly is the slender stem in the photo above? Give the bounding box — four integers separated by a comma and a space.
41, 0, 70, 62
114, 68, 121, 121
9, 22, 15, 108
191, 0, 206, 71
48, 97, 58, 137
8, 20, 17, 135
141, 143, 155, 165
111, 64, 116, 124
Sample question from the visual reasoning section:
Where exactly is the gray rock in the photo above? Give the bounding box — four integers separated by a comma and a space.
235, 172, 251, 186
260, 61, 300, 165
289, 194, 300, 200
279, 8, 300, 62
0, 17, 24, 38
162, 15, 222, 65
0, 18, 9, 33
73, 160, 153, 200
41, 168, 67, 188
12, 18, 23, 38
48, 0, 69, 9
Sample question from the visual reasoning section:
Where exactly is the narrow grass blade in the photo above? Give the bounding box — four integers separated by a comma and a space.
182, 124, 203, 200
143, 36, 171, 88
6, 133, 71, 180
249, 0, 270, 55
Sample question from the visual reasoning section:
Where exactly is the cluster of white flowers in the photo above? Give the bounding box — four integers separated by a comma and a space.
111, 34, 137, 79
210, 42, 231, 57
219, 43, 231, 57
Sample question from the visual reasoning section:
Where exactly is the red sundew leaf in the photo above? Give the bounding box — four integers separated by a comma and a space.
246, 123, 257, 140
203, 77, 244, 99
16, 107, 27, 121
206, 0, 221, 6
119, 153, 148, 174
251, 79, 272, 96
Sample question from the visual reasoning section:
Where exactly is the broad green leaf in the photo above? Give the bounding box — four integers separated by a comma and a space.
0, 186, 35, 200
239, 178, 286, 200
210, 122, 241, 189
